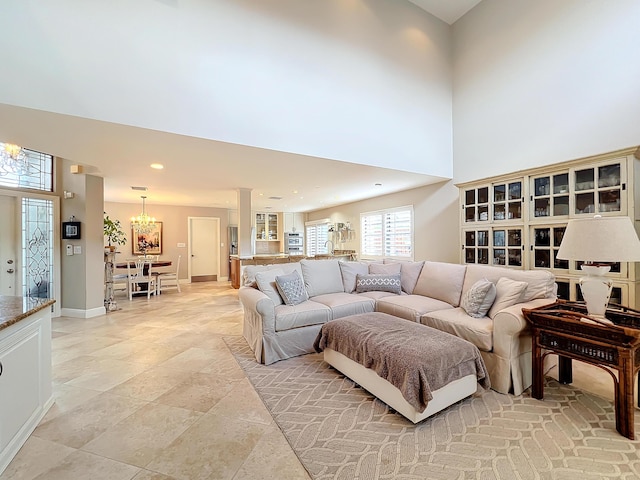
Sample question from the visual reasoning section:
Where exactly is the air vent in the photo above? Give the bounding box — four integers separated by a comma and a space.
131, 186, 148, 191
268, 196, 282, 200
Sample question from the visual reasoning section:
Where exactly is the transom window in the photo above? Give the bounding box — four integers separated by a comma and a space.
0, 142, 53, 192
360, 206, 413, 260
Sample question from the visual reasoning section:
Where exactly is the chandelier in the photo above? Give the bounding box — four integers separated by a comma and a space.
131, 196, 156, 234
0, 142, 30, 176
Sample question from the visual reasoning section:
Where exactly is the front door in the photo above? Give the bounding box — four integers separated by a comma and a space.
189, 217, 220, 282
0, 195, 17, 295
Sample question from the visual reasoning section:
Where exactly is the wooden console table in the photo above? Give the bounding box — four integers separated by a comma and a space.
522, 301, 640, 440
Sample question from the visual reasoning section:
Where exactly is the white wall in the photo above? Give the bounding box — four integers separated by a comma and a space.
0, 0, 453, 178
453, 0, 640, 183
307, 181, 460, 263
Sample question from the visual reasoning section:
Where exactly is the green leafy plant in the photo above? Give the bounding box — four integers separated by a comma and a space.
104, 212, 127, 248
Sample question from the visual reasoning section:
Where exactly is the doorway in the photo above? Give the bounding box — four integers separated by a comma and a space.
0, 195, 17, 295
188, 217, 220, 282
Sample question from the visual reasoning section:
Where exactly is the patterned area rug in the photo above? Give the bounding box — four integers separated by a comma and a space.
224, 336, 640, 480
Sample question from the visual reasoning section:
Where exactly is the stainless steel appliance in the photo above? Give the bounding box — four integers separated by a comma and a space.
228, 226, 238, 255
284, 232, 304, 255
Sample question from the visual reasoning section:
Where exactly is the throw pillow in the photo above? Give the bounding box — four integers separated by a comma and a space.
369, 262, 402, 275
488, 277, 528, 319
300, 259, 344, 297
255, 269, 285, 306
275, 271, 309, 306
460, 278, 497, 318
355, 273, 402, 294
339, 261, 370, 293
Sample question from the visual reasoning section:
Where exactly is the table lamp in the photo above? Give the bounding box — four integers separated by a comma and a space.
556, 215, 640, 318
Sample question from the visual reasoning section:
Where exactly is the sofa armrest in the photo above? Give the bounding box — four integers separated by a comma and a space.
493, 298, 557, 339
238, 286, 276, 332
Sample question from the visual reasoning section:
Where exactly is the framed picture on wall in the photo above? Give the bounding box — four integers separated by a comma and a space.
132, 222, 162, 255
62, 221, 81, 239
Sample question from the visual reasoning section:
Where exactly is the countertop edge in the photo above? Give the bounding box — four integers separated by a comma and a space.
0, 298, 55, 332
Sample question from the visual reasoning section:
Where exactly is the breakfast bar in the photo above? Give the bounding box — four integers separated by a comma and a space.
0, 296, 55, 475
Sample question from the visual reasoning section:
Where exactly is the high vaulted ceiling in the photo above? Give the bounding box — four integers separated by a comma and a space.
0, 1, 482, 212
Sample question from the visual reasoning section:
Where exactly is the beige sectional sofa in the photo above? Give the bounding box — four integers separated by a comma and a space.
238, 258, 557, 395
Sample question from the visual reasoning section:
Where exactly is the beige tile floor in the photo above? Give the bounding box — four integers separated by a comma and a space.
2, 282, 633, 480
1, 282, 311, 480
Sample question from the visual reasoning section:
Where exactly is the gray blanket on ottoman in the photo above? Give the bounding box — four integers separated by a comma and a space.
313, 312, 490, 413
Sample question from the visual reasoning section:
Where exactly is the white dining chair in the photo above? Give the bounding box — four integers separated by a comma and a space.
127, 259, 156, 300
156, 255, 181, 294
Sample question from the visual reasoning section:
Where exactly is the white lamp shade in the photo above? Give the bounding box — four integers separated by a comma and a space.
556, 216, 640, 262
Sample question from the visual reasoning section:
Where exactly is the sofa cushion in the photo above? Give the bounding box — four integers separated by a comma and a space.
384, 259, 425, 294
311, 292, 375, 319
355, 273, 402, 294
274, 300, 332, 332
460, 278, 496, 318
421, 308, 493, 352
488, 277, 528, 319
369, 262, 401, 275
339, 261, 370, 293
275, 270, 309, 306
412, 261, 467, 307
255, 269, 285, 306
243, 263, 302, 287
300, 259, 344, 297
462, 264, 555, 302
376, 294, 454, 322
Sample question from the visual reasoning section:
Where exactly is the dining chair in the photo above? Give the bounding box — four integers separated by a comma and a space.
127, 259, 156, 300
156, 255, 181, 294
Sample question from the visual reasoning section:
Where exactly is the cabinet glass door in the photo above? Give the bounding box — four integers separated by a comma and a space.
464, 187, 489, 223
493, 181, 522, 221
532, 226, 569, 271
574, 162, 623, 215
256, 213, 266, 240
492, 228, 522, 266
267, 214, 278, 240
463, 229, 489, 264
532, 173, 569, 218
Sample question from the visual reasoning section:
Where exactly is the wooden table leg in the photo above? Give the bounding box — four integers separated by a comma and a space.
616, 356, 635, 440
532, 333, 544, 399
558, 356, 573, 384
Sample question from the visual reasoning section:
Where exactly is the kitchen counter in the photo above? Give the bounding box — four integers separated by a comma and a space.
0, 295, 55, 475
229, 251, 357, 288
0, 296, 55, 332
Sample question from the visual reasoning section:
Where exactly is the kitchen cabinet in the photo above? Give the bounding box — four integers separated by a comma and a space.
0, 298, 54, 475
283, 212, 305, 233
255, 213, 279, 241
458, 146, 640, 308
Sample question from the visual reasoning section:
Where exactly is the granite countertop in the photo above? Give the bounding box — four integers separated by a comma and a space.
0, 296, 56, 332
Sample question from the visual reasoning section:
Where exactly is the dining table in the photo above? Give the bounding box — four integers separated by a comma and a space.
114, 259, 173, 298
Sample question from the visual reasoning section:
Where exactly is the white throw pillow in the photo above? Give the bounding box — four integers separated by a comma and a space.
339, 261, 370, 293
460, 278, 496, 318
488, 277, 528, 319
369, 262, 401, 275
300, 259, 344, 297
255, 269, 285, 306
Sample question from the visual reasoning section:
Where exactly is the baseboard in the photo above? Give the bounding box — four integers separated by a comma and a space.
60, 306, 106, 318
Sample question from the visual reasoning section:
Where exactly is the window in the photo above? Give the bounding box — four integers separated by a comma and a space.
305, 220, 330, 256
360, 206, 413, 260
0, 143, 53, 192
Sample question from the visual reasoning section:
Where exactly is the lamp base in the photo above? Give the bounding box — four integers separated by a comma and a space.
579, 265, 613, 319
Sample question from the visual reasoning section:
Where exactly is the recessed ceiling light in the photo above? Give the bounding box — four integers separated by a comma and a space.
259, 193, 264, 196
150, 163, 164, 170
292, 190, 298, 194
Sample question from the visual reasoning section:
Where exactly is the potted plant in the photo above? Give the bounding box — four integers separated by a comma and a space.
104, 212, 126, 251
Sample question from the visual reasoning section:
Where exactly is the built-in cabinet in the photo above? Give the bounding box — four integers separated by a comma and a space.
283, 212, 305, 233
0, 301, 53, 475
458, 147, 640, 308
255, 212, 279, 241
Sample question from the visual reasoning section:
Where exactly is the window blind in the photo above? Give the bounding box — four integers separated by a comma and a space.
361, 207, 413, 260
305, 221, 330, 256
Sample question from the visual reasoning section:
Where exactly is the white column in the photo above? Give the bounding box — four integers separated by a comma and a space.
237, 188, 253, 257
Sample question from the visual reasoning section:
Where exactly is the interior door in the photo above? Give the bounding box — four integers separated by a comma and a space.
0, 195, 17, 295
189, 217, 220, 282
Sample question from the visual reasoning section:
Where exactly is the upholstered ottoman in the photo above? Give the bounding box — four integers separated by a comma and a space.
314, 312, 490, 423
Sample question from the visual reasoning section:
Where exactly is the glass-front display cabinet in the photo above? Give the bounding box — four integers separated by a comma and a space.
255, 213, 279, 241
463, 228, 523, 267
